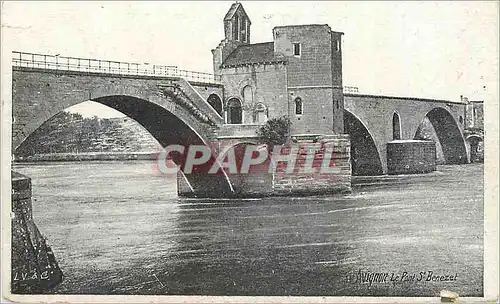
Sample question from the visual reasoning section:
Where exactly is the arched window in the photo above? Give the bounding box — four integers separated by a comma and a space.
241, 18, 247, 42
233, 15, 239, 41
242, 85, 253, 104
295, 97, 303, 115
227, 98, 242, 124
392, 112, 401, 140
242, 18, 248, 42
207, 94, 223, 117
254, 103, 267, 123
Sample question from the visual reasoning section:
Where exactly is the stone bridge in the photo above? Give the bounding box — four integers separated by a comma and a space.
344, 94, 469, 175
12, 53, 235, 197
12, 52, 470, 195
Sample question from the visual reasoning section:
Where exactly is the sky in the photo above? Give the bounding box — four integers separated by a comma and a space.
2, 1, 498, 118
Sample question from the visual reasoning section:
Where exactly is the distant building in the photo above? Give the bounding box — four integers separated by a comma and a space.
463, 97, 484, 130
462, 96, 484, 162
211, 2, 344, 135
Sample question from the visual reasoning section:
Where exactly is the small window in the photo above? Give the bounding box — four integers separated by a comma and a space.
234, 15, 239, 41
392, 112, 401, 140
295, 97, 303, 115
293, 43, 301, 56
254, 103, 268, 123
242, 85, 253, 104
241, 19, 247, 42
336, 39, 340, 52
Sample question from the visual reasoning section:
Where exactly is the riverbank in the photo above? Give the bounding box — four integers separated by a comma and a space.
15, 152, 160, 162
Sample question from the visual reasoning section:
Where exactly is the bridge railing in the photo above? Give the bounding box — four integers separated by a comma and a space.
12, 51, 222, 84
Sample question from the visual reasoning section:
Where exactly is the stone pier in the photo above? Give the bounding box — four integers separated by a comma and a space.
177, 134, 352, 197
11, 171, 63, 294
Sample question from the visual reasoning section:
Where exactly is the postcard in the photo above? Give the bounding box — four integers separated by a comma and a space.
1, 1, 498, 303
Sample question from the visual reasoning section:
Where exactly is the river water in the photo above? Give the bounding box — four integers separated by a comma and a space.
12, 161, 484, 296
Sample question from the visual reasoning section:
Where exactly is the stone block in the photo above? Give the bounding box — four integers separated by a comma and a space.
387, 140, 436, 175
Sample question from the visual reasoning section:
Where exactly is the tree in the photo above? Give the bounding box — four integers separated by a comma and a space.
255, 115, 292, 151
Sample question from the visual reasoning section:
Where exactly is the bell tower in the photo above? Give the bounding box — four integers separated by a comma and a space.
224, 2, 251, 43
212, 2, 251, 75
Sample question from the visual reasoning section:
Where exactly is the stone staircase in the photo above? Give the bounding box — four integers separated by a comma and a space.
158, 79, 224, 126
157, 79, 224, 140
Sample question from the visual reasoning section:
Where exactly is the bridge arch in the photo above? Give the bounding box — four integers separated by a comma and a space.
16, 95, 211, 150
16, 95, 235, 197
465, 134, 484, 163
466, 134, 483, 141
216, 140, 273, 196
216, 140, 268, 174
414, 107, 468, 164
343, 109, 384, 176
392, 111, 402, 140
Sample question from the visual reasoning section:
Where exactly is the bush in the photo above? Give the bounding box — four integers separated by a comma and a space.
256, 116, 292, 149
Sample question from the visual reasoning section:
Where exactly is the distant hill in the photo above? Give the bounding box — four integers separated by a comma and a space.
15, 111, 163, 159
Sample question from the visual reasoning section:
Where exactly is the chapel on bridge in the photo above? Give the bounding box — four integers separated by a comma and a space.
210, 2, 345, 136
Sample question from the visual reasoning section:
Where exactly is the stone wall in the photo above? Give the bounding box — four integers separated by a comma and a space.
465, 101, 484, 130
274, 25, 344, 135
219, 63, 288, 124
274, 25, 334, 86
386, 140, 436, 175
272, 135, 351, 195
216, 124, 261, 137
288, 87, 336, 136
177, 135, 351, 197
11, 172, 63, 293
